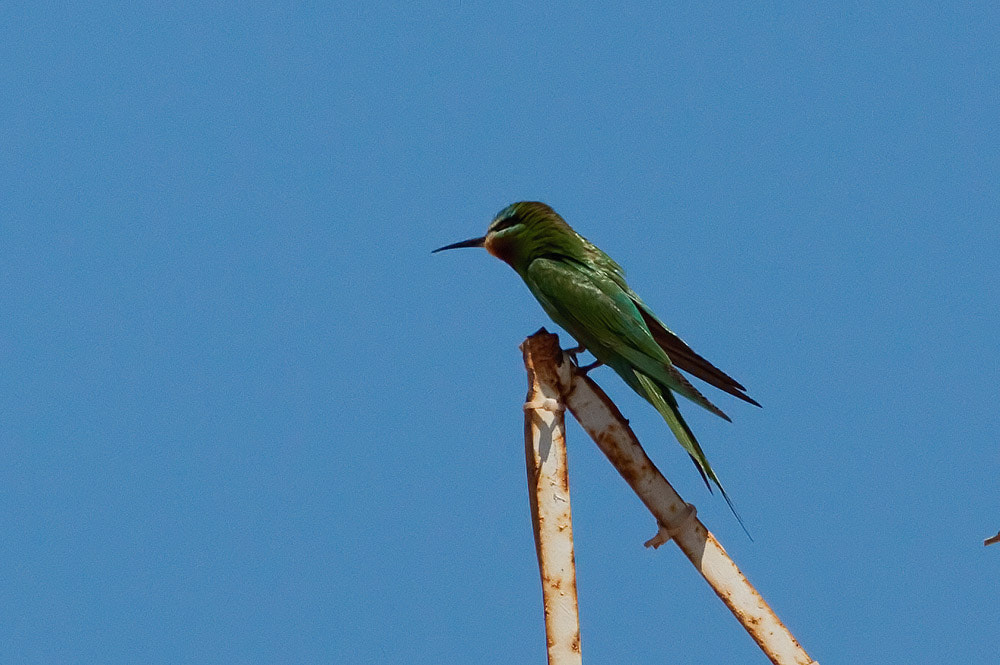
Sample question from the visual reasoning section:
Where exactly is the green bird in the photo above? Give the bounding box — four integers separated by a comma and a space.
434, 201, 760, 528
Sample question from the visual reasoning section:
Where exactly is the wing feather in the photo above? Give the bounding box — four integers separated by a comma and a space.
525, 258, 731, 419
631, 298, 761, 408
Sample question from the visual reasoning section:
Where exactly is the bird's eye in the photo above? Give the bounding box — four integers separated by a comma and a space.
490, 218, 519, 233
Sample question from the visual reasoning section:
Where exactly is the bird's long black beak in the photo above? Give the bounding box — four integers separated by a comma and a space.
432, 236, 486, 253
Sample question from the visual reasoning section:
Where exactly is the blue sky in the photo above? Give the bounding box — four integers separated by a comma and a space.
2, 2, 998, 663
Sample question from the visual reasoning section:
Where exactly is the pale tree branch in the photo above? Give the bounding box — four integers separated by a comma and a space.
522, 333, 582, 665
521, 330, 819, 665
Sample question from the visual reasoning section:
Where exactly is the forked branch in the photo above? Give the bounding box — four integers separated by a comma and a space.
521, 330, 818, 665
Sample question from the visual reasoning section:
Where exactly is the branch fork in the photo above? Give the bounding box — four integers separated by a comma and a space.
520, 330, 818, 665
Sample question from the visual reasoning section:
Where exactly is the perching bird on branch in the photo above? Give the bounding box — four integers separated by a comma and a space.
434, 201, 760, 529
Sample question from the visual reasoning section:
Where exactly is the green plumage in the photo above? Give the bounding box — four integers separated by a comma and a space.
434, 202, 760, 529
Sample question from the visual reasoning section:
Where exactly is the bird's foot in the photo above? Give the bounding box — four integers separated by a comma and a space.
564, 345, 602, 373
644, 503, 698, 549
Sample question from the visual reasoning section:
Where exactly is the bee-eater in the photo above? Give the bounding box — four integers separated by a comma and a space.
434, 201, 760, 527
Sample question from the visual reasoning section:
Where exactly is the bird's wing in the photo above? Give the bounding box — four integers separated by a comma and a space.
628, 298, 761, 408
525, 258, 730, 420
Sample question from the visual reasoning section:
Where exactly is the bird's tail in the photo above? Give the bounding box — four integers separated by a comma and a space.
632, 370, 752, 539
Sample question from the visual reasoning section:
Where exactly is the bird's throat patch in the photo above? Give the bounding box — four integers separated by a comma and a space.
485, 235, 514, 263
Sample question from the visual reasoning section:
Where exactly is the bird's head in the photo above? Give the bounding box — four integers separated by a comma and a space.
433, 201, 578, 271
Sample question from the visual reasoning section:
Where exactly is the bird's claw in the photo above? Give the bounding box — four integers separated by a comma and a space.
564, 345, 602, 373
644, 503, 698, 549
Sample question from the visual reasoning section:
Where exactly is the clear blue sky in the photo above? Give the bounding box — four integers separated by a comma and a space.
3, 3, 998, 663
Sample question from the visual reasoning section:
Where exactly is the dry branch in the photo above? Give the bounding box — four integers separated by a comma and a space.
522, 334, 583, 665
521, 330, 818, 665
